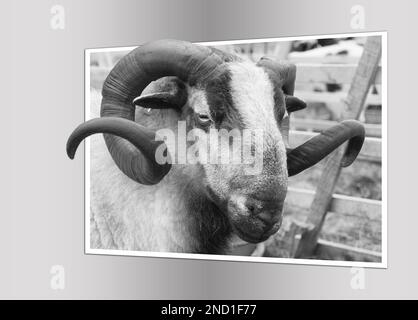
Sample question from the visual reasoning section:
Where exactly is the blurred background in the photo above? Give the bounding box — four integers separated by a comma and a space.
89, 36, 382, 262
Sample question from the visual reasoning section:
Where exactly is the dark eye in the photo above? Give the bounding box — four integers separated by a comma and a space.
196, 113, 212, 126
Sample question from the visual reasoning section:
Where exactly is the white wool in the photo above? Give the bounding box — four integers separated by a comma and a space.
228, 62, 278, 134
89, 90, 197, 252
228, 61, 284, 151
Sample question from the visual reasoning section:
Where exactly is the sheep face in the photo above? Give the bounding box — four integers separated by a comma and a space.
201, 62, 288, 243
140, 61, 289, 243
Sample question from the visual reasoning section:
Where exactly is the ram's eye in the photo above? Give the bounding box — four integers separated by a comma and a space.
196, 113, 212, 126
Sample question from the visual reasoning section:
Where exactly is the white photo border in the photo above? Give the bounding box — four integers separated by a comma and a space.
84, 31, 388, 268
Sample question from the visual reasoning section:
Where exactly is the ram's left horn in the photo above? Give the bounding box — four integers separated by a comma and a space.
66, 117, 172, 185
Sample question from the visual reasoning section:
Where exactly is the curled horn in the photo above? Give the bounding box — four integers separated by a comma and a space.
257, 57, 307, 112
286, 120, 365, 176
257, 57, 306, 148
257, 57, 365, 176
67, 118, 171, 184
132, 46, 236, 110
67, 39, 223, 184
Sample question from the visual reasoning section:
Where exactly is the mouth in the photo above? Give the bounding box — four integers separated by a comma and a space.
226, 194, 284, 243
232, 220, 282, 243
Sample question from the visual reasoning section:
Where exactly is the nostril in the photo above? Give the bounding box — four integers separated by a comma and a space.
245, 198, 260, 216
239, 196, 283, 220
247, 204, 256, 214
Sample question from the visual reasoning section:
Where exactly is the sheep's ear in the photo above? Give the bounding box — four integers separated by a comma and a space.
285, 95, 307, 113
133, 77, 188, 110
133, 92, 186, 109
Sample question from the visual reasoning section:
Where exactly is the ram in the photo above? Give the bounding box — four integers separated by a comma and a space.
67, 39, 365, 254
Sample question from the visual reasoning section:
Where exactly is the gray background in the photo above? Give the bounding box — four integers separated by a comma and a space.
0, 0, 414, 299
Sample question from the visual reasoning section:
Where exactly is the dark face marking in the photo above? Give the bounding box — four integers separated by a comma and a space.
203, 63, 289, 135
273, 88, 286, 123
204, 68, 254, 132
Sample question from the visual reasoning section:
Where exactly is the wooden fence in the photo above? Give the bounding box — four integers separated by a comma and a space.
287, 37, 382, 262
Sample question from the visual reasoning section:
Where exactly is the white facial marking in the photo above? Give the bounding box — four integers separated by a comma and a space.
188, 87, 212, 117
228, 61, 282, 141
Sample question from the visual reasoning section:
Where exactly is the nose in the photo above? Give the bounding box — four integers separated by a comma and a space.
227, 194, 285, 242
244, 197, 282, 225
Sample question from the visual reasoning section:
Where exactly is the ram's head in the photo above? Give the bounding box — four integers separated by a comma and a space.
67, 40, 365, 243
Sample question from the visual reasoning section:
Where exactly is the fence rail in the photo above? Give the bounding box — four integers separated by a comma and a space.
286, 187, 381, 222
295, 90, 381, 104
296, 63, 382, 84
292, 235, 382, 262
290, 118, 382, 137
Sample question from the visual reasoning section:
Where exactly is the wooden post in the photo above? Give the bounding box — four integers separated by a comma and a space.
274, 41, 292, 60
294, 36, 382, 259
